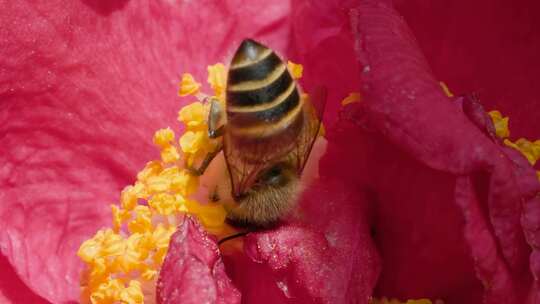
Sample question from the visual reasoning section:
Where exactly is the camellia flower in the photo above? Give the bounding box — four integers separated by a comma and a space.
1, 1, 539, 304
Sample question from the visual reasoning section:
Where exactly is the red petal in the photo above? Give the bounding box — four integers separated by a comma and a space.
156, 216, 240, 304
289, 0, 363, 125
224, 179, 380, 304
0, 254, 49, 304
324, 122, 485, 302
342, 1, 540, 302
458, 94, 497, 140
395, 0, 540, 141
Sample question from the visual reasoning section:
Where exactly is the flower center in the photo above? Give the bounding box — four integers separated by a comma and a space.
77, 60, 316, 303
77, 63, 236, 303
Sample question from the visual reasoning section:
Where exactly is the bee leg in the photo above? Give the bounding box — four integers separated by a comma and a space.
209, 126, 224, 139
209, 187, 220, 202
207, 97, 225, 139
186, 98, 225, 176
186, 142, 223, 176
218, 231, 251, 245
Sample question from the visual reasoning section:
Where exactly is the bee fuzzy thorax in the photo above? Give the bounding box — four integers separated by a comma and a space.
227, 176, 301, 228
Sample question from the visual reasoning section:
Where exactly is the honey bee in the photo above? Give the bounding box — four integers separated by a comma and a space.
190, 38, 324, 228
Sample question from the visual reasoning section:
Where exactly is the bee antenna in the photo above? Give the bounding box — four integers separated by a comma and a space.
218, 231, 250, 245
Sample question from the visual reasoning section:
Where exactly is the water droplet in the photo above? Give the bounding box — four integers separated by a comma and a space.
276, 280, 291, 298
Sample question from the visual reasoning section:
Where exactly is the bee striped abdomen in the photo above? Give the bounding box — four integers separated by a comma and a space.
226, 39, 302, 139
228, 51, 282, 84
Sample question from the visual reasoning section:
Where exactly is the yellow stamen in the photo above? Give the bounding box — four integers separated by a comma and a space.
78, 64, 234, 302
439, 81, 454, 97
115, 233, 147, 273
145, 174, 171, 194
171, 170, 199, 196
160, 145, 180, 163
489, 110, 539, 167
488, 110, 510, 139
120, 186, 138, 211
180, 130, 208, 154
151, 224, 177, 265
341, 92, 362, 106
504, 138, 540, 166
153, 128, 175, 148
90, 278, 123, 304
515, 138, 540, 165
178, 73, 201, 97
119, 280, 144, 304
207, 63, 227, 101
148, 193, 180, 216
318, 123, 326, 137
141, 268, 158, 281
186, 199, 228, 231
136, 161, 163, 183
287, 60, 303, 79
178, 101, 207, 129
111, 205, 130, 232
128, 206, 153, 234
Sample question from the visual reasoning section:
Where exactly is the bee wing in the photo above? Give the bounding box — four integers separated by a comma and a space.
223, 136, 267, 198
290, 86, 327, 174
223, 87, 326, 197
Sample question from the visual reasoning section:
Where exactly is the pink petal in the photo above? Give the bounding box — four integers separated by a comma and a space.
156, 216, 240, 304
0, 1, 290, 302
